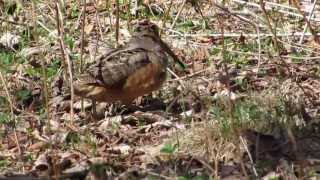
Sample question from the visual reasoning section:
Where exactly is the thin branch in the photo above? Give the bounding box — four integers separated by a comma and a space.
80, 0, 86, 73
166, 67, 185, 89
299, 0, 318, 44
240, 136, 259, 177
0, 17, 27, 26
40, 53, 51, 133
94, 0, 104, 40
231, 0, 320, 22
290, 0, 320, 44
169, 32, 320, 38
0, 71, 22, 160
54, 2, 74, 122
115, 0, 120, 47
170, 0, 187, 29
80, 0, 86, 113
259, 0, 281, 54
161, 0, 173, 32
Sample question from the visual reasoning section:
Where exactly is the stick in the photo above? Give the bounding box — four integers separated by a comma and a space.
55, 2, 74, 122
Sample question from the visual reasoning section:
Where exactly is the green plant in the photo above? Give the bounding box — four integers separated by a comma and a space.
64, 35, 75, 50
177, 20, 195, 31
160, 142, 177, 154
70, 4, 80, 18
25, 153, 34, 162
0, 159, 10, 169
209, 95, 257, 135
290, 50, 307, 63
4, 0, 22, 15
235, 76, 248, 90
47, 58, 61, 80
178, 175, 210, 180
237, 41, 256, 52
89, 163, 107, 177
17, 88, 32, 101
66, 132, 81, 145
84, 134, 101, 155
0, 112, 11, 124
0, 51, 15, 73
0, 96, 7, 106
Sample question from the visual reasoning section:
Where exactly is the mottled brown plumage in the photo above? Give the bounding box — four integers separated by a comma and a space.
74, 20, 182, 107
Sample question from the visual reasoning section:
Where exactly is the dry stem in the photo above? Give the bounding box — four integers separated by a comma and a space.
54, 2, 74, 122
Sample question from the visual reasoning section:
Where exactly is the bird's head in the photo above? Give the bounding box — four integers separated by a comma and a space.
131, 20, 186, 70
132, 20, 160, 38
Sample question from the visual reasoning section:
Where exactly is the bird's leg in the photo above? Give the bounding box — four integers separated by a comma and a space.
92, 100, 97, 117
123, 100, 140, 113
287, 128, 298, 158
108, 101, 124, 115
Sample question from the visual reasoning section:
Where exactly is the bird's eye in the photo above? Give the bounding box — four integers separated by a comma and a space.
150, 24, 159, 35
150, 25, 157, 31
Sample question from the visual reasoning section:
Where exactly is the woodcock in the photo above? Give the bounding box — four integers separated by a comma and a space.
74, 20, 185, 113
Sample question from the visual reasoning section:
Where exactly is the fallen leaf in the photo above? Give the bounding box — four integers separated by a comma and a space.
84, 23, 94, 35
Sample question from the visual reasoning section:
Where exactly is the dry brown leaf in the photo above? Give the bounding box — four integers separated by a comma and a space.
108, 144, 131, 155
32, 153, 50, 171
84, 23, 94, 35
28, 141, 48, 151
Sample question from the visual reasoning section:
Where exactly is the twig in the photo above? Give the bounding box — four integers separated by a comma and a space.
260, 0, 281, 54
36, 20, 57, 38
212, 2, 249, 177
80, 0, 86, 73
298, 0, 318, 44
106, 0, 113, 32
166, 67, 188, 114
260, 1, 305, 158
240, 136, 259, 177
127, 0, 132, 31
54, 2, 74, 122
0, 17, 27, 26
115, 0, 120, 47
40, 53, 51, 134
0, 71, 22, 163
212, 2, 263, 75
161, 0, 173, 32
75, 3, 84, 29
145, 171, 171, 180
233, 0, 296, 10
170, 0, 187, 29
278, 39, 320, 55
293, 1, 318, 43
147, 3, 156, 18
196, 158, 215, 176
166, 67, 185, 89
169, 32, 320, 38
80, 0, 86, 113
167, 68, 208, 82
182, 38, 320, 57
256, 20, 262, 76
231, 0, 320, 22
94, 0, 104, 40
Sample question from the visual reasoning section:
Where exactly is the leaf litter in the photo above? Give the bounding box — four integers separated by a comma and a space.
0, 0, 320, 179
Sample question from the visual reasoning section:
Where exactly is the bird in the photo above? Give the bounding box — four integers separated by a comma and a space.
73, 20, 185, 116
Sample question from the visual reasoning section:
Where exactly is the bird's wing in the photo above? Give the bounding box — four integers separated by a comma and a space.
83, 48, 165, 89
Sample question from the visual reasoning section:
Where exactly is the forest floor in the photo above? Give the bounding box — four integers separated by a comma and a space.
0, 0, 320, 179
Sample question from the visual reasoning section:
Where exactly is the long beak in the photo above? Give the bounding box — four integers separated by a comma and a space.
158, 38, 187, 70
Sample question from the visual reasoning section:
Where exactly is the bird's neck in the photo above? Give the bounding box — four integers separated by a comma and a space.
128, 35, 162, 51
